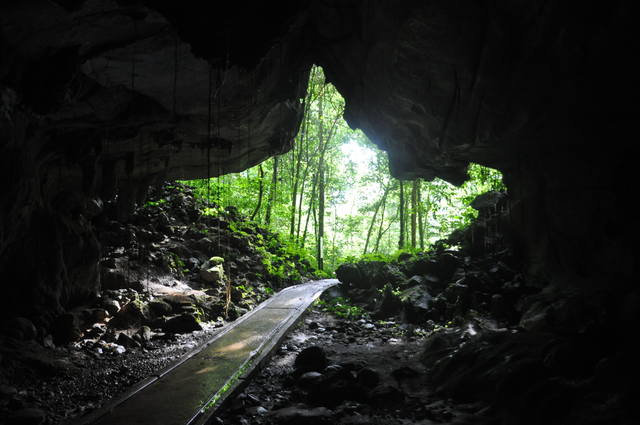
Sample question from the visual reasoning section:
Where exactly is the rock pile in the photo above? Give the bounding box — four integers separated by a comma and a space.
0, 182, 317, 424
335, 191, 634, 425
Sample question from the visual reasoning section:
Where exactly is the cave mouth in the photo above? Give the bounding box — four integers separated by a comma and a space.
1, 1, 636, 423
179, 65, 507, 272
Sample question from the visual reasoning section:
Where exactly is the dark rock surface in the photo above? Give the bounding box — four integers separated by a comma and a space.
0, 183, 316, 424
1, 0, 636, 329
0, 2, 637, 424
216, 308, 487, 425
332, 196, 636, 424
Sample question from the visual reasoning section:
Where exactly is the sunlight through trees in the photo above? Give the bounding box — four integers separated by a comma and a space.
182, 66, 505, 272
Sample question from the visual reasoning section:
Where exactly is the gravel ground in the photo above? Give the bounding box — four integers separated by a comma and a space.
214, 308, 494, 425
0, 319, 229, 424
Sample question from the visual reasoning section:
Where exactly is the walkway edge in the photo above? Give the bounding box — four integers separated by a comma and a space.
189, 281, 336, 425
67, 279, 337, 425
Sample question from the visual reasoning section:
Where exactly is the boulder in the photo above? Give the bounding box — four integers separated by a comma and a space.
110, 298, 152, 329
101, 268, 144, 292
335, 263, 362, 286
117, 332, 141, 348
376, 264, 407, 288
372, 285, 402, 319
470, 190, 506, 212
138, 325, 153, 342
148, 299, 173, 316
101, 298, 121, 315
200, 264, 225, 284
408, 253, 459, 283
295, 346, 328, 374
400, 285, 433, 323
162, 314, 202, 334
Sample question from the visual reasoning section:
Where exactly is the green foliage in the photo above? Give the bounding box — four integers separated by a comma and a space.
315, 297, 366, 319
144, 198, 167, 208
201, 205, 224, 216
179, 65, 506, 276
236, 284, 255, 299
338, 248, 418, 266
229, 218, 317, 283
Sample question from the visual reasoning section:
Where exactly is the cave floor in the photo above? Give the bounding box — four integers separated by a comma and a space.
78, 279, 338, 425
215, 308, 494, 425
0, 281, 338, 425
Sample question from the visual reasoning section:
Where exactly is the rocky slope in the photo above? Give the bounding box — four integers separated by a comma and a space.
330, 192, 633, 425
0, 182, 316, 425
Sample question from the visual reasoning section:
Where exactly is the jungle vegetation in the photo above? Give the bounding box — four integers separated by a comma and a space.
182, 66, 504, 273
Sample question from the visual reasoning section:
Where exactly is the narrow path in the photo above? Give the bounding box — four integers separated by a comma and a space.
70, 279, 338, 425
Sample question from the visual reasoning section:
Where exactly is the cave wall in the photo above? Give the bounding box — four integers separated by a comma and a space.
309, 0, 636, 292
1, 0, 637, 325
0, 0, 312, 320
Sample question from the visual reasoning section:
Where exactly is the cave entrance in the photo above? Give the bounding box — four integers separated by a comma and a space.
181, 65, 505, 272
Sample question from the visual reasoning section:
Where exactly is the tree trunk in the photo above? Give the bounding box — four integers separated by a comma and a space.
316, 87, 325, 271
411, 179, 418, 249
417, 179, 424, 250
301, 163, 318, 248
398, 180, 405, 249
265, 156, 279, 227
250, 164, 264, 221
290, 89, 312, 239
364, 185, 389, 255
374, 189, 388, 253
317, 161, 325, 270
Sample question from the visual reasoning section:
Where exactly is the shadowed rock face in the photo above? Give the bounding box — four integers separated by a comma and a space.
310, 1, 636, 288
0, 1, 636, 320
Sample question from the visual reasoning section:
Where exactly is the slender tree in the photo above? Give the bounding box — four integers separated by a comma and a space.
265, 156, 279, 227
363, 185, 390, 255
316, 80, 326, 270
250, 164, 265, 221
398, 180, 405, 249
411, 179, 419, 249
417, 179, 425, 250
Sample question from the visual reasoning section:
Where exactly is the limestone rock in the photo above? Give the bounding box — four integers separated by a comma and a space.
200, 264, 225, 284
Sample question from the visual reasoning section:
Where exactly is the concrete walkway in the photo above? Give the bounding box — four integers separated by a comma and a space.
71, 279, 338, 425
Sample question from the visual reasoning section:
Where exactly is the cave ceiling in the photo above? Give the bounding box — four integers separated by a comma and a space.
1, 1, 632, 190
